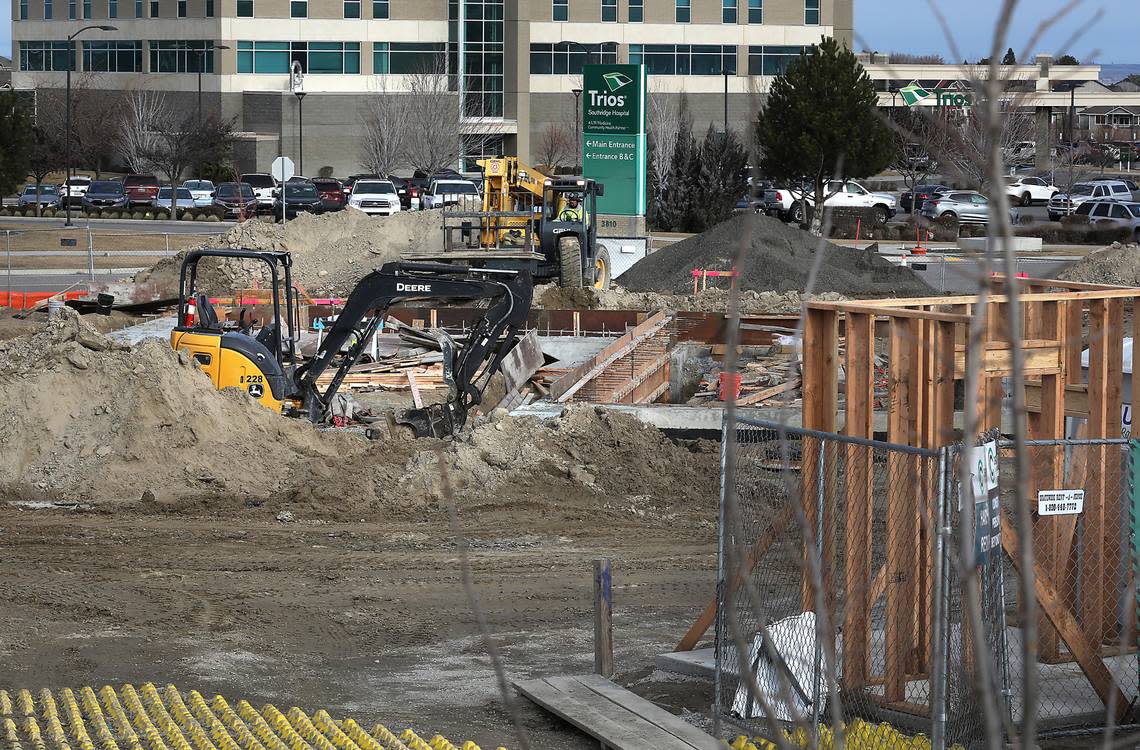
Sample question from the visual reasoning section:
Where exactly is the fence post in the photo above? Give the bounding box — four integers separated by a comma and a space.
810, 439, 826, 735
713, 415, 729, 735
165, 233, 170, 255
593, 558, 613, 678
87, 227, 95, 280
930, 446, 951, 750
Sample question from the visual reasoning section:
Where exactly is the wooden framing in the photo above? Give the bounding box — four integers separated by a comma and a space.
801, 278, 1138, 718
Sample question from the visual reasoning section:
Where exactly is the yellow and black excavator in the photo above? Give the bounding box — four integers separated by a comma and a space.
438, 157, 610, 290
170, 248, 534, 437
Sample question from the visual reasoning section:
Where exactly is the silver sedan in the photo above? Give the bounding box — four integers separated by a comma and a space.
920, 190, 1019, 226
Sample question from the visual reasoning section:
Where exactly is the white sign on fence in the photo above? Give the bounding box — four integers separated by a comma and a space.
1037, 489, 1085, 516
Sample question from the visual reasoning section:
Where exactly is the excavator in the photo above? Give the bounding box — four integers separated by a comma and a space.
437, 157, 610, 290
170, 248, 534, 438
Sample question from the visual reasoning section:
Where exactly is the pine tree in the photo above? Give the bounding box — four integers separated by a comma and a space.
698, 125, 748, 230
1002, 47, 1017, 65
754, 37, 893, 235
0, 92, 33, 200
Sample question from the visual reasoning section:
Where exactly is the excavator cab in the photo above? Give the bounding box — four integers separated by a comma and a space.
539, 178, 608, 290
171, 249, 299, 414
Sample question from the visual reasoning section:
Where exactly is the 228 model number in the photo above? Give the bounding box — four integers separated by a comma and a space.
239, 374, 264, 384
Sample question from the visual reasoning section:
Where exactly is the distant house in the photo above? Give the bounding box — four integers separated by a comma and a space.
1077, 105, 1140, 141
0, 55, 11, 89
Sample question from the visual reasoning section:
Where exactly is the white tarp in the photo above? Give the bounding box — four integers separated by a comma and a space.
731, 612, 824, 722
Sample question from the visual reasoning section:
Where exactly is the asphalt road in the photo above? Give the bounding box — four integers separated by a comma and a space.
2, 270, 137, 294
0, 216, 233, 234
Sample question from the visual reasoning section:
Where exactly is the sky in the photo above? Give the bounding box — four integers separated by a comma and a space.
854, 0, 1134, 64
1, 0, 1136, 65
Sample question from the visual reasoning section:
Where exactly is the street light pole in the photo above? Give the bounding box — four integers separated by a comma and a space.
572, 88, 583, 174
64, 24, 116, 227
295, 91, 306, 176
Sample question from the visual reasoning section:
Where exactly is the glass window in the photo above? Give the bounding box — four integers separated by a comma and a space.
629, 44, 736, 75
722, 0, 736, 23
134, 0, 142, 16
44, 0, 52, 19
1075, 202, 1094, 216
601, 0, 615, 21
344, 0, 359, 17
675, 0, 689, 22
372, 0, 387, 17
374, 42, 447, 74
68, 0, 75, 19
108, 0, 116, 16
82, 0, 90, 17
236, 0, 252, 14
747, 0, 761, 23
177, 0, 186, 15
150, 40, 215, 73
747, 45, 808, 75
83, 41, 142, 72
529, 42, 618, 75
149, 0, 157, 15
279, 42, 360, 74
19, 0, 28, 20
290, 0, 305, 17
19, 41, 72, 71
205, 0, 213, 14
1110, 204, 1129, 219
628, 0, 641, 22
805, 0, 819, 25
1092, 203, 1110, 217
552, 0, 566, 21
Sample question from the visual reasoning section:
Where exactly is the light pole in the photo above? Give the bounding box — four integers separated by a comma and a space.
295, 91, 307, 176
65, 24, 116, 227
195, 43, 230, 127
564, 39, 619, 69
572, 87, 583, 174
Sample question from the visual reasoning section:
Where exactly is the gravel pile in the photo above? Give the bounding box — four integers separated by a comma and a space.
619, 214, 933, 297
1056, 242, 1140, 286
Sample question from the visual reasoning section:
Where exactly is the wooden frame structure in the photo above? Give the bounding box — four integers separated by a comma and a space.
802, 277, 1137, 721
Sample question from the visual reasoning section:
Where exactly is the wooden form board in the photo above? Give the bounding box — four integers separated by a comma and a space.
548, 311, 673, 405
798, 278, 1139, 715
514, 675, 721, 750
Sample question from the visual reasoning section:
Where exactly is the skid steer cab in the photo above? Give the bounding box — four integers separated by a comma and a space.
538, 178, 608, 289
171, 249, 300, 414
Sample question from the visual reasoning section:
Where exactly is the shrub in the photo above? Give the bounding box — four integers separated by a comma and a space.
193, 213, 208, 221
133, 211, 147, 220
206, 215, 220, 222
180, 211, 194, 221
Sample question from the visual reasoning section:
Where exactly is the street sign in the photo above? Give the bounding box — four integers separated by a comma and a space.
1038, 489, 1084, 516
271, 156, 295, 183
582, 63, 647, 218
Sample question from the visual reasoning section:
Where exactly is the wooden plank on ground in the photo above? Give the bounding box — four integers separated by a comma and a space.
1002, 523, 1130, 722
737, 377, 800, 406
514, 676, 720, 750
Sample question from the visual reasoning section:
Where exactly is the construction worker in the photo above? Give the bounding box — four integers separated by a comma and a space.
560, 195, 583, 223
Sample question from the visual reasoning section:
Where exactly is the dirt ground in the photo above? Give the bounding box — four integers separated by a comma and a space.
0, 510, 719, 749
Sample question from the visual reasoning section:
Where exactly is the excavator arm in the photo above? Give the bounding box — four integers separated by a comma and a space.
291, 261, 533, 437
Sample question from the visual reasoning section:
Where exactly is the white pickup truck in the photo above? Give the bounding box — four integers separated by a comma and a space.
771, 180, 897, 225
421, 179, 481, 210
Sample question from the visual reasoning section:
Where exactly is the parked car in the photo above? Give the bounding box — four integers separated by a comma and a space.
212, 182, 256, 218
386, 175, 421, 211
348, 179, 402, 216
123, 174, 160, 206
900, 184, 949, 214
920, 190, 1019, 225
181, 180, 217, 207
1048, 179, 1132, 220
81, 180, 128, 210
240, 173, 279, 212
786, 180, 897, 225
312, 178, 347, 211
1002, 140, 1036, 165
153, 187, 197, 211
342, 174, 379, 197
18, 184, 62, 209
421, 178, 481, 209
1073, 199, 1140, 240
1005, 176, 1058, 207
59, 176, 92, 208
273, 179, 325, 219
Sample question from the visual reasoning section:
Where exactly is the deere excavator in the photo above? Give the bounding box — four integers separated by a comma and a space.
436, 157, 610, 290
170, 248, 533, 438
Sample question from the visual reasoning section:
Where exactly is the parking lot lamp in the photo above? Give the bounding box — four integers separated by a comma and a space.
65, 24, 116, 227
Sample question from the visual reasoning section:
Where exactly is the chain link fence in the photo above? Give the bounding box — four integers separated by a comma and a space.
715, 417, 1139, 749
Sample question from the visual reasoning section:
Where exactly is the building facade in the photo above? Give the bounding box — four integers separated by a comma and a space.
9, 0, 851, 175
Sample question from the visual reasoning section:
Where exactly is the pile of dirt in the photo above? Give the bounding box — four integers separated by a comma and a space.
0, 312, 715, 524
134, 208, 443, 296
537, 283, 845, 314
618, 214, 933, 297
396, 405, 718, 522
0, 309, 405, 511
1056, 242, 1140, 286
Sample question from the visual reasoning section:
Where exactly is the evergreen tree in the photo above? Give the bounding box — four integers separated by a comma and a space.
698, 125, 748, 229
0, 92, 33, 200
1054, 54, 1080, 66
657, 118, 698, 232
1002, 47, 1017, 65
754, 38, 893, 235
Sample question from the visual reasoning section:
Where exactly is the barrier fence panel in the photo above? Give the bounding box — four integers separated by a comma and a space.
717, 416, 1140, 748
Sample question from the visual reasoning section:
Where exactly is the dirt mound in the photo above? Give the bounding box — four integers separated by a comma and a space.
618, 214, 933, 297
396, 405, 718, 522
537, 283, 845, 314
1056, 242, 1140, 286
0, 309, 406, 511
134, 208, 443, 297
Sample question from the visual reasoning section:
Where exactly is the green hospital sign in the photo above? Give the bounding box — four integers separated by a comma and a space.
582, 63, 647, 216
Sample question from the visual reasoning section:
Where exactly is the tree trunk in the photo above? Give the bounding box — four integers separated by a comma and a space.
808, 177, 826, 236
